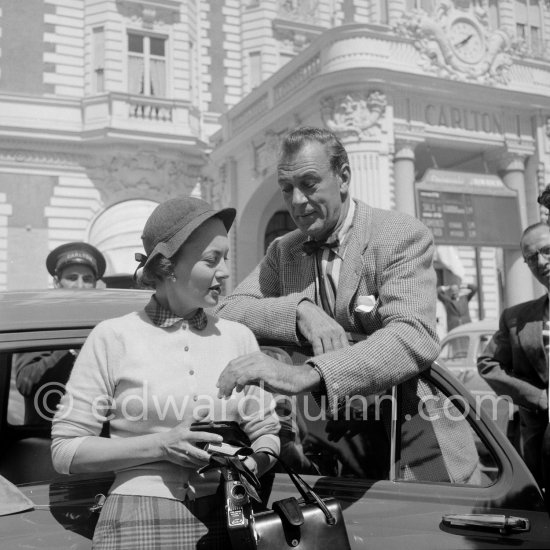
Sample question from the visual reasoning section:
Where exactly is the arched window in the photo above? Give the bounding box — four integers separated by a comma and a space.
264, 210, 296, 253
88, 199, 158, 284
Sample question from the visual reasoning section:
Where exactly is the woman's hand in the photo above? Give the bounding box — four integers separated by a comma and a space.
159, 416, 223, 468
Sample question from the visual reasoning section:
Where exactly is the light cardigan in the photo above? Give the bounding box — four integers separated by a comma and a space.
51, 310, 280, 501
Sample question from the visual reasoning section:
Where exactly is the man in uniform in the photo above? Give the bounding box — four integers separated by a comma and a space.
15, 242, 106, 424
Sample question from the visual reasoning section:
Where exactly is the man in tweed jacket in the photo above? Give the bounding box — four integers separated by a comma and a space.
216, 126, 439, 403
215, 127, 481, 483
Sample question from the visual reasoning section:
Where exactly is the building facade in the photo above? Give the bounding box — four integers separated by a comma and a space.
0, 0, 549, 328
209, 0, 550, 329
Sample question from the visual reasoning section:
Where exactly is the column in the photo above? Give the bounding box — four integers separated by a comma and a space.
0, 194, 13, 291
498, 154, 534, 307
387, 0, 405, 25
345, 143, 391, 210
393, 141, 417, 217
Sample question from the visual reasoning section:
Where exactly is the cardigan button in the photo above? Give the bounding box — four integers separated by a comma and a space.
184, 346, 189, 351
189, 370, 195, 375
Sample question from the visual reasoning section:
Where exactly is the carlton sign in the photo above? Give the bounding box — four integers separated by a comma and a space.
424, 104, 503, 134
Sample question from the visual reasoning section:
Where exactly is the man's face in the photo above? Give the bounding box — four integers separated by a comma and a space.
55, 264, 97, 289
521, 226, 550, 290
449, 284, 460, 299
277, 142, 350, 241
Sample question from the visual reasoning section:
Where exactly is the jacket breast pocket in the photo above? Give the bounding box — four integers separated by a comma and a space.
353, 294, 381, 334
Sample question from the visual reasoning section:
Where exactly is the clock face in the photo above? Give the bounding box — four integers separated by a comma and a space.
449, 19, 485, 64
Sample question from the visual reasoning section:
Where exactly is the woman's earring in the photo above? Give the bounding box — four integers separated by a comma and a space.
170, 274, 177, 283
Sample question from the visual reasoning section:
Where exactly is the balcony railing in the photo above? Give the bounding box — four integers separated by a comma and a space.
0, 92, 202, 144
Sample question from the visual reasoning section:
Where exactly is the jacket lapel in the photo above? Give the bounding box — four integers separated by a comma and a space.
518, 295, 549, 384
286, 237, 318, 302
334, 201, 372, 327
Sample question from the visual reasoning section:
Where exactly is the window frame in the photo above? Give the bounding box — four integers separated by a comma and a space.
125, 29, 169, 99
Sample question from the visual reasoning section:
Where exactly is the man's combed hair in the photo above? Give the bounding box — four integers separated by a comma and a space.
521, 221, 550, 246
278, 126, 349, 173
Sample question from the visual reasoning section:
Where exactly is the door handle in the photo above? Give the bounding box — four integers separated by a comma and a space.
442, 514, 530, 534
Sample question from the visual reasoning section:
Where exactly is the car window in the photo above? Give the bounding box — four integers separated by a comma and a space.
8, 348, 80, 427
477, 333, 493, 357
396, 377, 498, 486
438, 336, 470, 363
280, 373, 498, 487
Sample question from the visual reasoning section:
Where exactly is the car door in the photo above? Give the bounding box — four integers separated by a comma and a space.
0, 333, 111, 549
266, 363, 550, 549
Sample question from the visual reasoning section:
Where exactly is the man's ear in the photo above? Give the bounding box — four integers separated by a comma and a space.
339, 163, 351, 195
53, 276, 62, 288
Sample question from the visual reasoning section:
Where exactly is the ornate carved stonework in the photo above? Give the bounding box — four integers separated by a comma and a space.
116, 0, 180, 27
254, 130, 284, 177
277, 0, 321, 24
321, 91, 387, 140
393, 0, 513, 85
201, 176, 228, 210
0, 148, 85, 168
274, 27, 312, 55
87, 151, 202, 205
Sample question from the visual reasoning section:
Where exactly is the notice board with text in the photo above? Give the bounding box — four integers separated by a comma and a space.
415, 170, 522, 248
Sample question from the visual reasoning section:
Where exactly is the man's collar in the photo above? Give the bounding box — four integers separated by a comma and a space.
144, 295, 207, 330
303, 199, 355, 258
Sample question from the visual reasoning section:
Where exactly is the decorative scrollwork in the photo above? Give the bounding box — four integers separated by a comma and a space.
393, 1, 513, 85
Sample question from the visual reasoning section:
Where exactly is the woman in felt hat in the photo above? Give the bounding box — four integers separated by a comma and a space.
51, 197, 280, 549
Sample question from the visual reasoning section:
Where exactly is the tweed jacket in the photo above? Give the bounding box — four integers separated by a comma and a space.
478, 294, 549, 417
217, 199, 440, 405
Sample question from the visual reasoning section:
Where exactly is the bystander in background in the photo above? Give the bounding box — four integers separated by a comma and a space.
437, 282, 478, 333
14, 242, 106, 424
478, 223, 549, 510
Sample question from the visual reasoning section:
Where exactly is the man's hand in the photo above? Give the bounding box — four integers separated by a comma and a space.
296, 300, 348, 356
216, 351, 321, 398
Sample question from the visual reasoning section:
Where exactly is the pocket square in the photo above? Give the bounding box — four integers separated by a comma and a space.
354, 295, 377, 313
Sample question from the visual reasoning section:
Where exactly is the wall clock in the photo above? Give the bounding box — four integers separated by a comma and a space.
448, 18, 485, 64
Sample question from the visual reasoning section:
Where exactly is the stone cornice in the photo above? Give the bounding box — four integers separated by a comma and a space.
215, 24, 550, 148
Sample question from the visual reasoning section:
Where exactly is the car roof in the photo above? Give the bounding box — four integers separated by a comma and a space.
0, 289, 152, 333
443, 319, 498, 339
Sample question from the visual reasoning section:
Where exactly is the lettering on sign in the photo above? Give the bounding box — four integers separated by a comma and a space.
424, 104, 503, 134
416, 189, 519, 247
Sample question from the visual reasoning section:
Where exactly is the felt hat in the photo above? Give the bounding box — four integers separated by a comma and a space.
137, 197, 236, 270
46, 242, 106, 279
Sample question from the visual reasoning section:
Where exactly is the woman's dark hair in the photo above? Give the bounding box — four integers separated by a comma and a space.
278, 126, 349, 174
140, 251, 182, 289
537, 184, 550, 209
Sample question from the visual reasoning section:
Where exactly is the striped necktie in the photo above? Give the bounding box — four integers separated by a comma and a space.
313, 245, 339, 317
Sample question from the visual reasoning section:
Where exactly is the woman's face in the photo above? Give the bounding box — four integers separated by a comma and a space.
163, 217, 230, 317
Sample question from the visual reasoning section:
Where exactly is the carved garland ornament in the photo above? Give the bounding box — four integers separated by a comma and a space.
321, 91, 387, 140
393, 0, 513, 85
89, 152, 201, 204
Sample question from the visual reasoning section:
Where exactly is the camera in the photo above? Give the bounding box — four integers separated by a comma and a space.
224, 469, 256, 548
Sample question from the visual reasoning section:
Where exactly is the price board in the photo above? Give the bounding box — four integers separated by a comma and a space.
415, 170, 522, 248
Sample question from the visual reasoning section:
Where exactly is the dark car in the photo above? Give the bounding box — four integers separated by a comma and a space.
0, 290, 549, 548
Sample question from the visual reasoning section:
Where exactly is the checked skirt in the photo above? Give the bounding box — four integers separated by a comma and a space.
92, 493, 230, 550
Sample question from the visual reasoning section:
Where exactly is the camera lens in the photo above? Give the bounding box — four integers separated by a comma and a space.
231, 483, 247, 503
